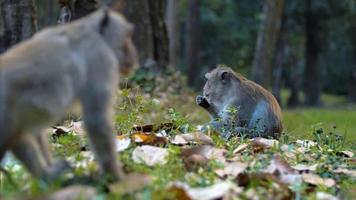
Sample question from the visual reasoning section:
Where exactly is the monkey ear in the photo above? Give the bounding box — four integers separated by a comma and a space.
99, 8, 110, 34
220, 71, 230, 83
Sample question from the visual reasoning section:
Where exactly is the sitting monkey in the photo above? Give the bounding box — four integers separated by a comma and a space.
196, 65, 282, 139
0, 8, 138, 182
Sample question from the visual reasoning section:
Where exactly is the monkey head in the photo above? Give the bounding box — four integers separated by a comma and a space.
197, 65, 241, 113
95, 9, 139, 76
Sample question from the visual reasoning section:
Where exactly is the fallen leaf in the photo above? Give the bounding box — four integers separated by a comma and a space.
181, 145, 227, 164
292, 164, 318, 172
170, 181, 242, 200
302, 173, 335, 188
133, 124, 154, 132
71, 121, 85, 135
232, 143, 249, 154
67, 151, 95, 169
171, 132, 214, 145
236, 173, 293, 199
251, 137, 279, 153
215, 162, 248, 178
336, 150, 354, 158
332, 168, 356, 177
109, 173, 152, 194
264, 155, 302, 185
295, 139, 317, 148
183, 154, 209, 171
132, 145, 169, 166
40, 185, 97, 200
51, 126, 71, 138
132, 132, 167, 146
115, 136, 131, 152
316, 192, 339, 200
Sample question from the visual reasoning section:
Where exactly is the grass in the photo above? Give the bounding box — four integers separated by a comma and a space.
0, 84, 355, 199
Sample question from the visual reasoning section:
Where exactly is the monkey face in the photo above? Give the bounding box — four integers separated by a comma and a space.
202, 68, 232, 109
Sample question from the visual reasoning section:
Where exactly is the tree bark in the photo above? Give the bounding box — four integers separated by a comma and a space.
347, 14, 356, 103
147, 0, 169, 70
166, 0, 179, 69
186, 0, 201, 88
272, 11, 288, 104
251, 0, 284, 88
0, 0, 37, 53
304, 0, 321, 106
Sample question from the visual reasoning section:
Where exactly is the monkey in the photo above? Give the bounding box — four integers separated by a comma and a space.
58, 0, 73, 25
0, 8, 138, 182
196, 65, 283, 139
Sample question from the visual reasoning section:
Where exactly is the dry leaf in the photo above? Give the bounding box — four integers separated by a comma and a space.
132, 132, 167, 146
332, 168, 356, 177
251, 138, 279, 153
170, 181, 242, 200
171, 132, 214, 145
336, 150, 354, 158
115, 136, 131, 152
71, 121, 85, 135
302, 173, 335, 187
215, 162, 248, 178
132, 145, 168, 166
292, 164, 318, 172
296, 139, 317, 148
109, 173, 151, 194
183, 154, 209, 170
133, 124, 154, 132
264, 155, 302, 185
232, 143, 249, 154
316, 192, 339, 200
40, 185, 97, 200
181, 145, 227, 164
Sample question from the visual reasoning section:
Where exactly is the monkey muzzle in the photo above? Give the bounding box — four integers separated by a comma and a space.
196, 95, 210, 109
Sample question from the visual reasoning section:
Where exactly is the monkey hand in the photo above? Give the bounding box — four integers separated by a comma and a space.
196, 95, 210, 109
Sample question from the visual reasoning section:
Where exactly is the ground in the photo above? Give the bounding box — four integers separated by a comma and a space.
0, 85, 355, 200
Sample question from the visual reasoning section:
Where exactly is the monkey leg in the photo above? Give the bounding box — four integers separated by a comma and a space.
36, 131, 53, 166
81, 88, 124, 182
11, 134, 69, 182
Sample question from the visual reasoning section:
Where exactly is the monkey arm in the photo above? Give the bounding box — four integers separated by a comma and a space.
196, 96, 219, 118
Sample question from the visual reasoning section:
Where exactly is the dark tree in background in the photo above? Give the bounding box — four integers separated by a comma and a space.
304, 0, 322, 106
348, 13, 356, 103
166, 0, 179, 69
186, 0, 201, 88
119, 0, 169, 71
272, 9, 288, 103
0, 0, 37, 53
251, 0, 284, 88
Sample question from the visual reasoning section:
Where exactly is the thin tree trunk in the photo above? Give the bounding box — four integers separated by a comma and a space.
272, 12, 288, 104
186, 0, 201, 88
251, 0, 284, 88
147, 0, 169, 70
166, 0, 178, 69
0, 0, 37, 53
304, 0, 321, 106
347, 14, 356, 103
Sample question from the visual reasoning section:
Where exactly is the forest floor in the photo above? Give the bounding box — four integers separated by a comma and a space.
0, 82, 355, 200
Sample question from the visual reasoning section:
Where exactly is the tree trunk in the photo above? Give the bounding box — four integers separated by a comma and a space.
348, 14, 356, 103
272, 11, 288, 104
166, 0, 178, 69
251, 0, 284, 88
186, 0, 201, 88
0, 0, 37, 53
147, 0, 169, 70
72, 0, 99, 20
304, 0, 321, 106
